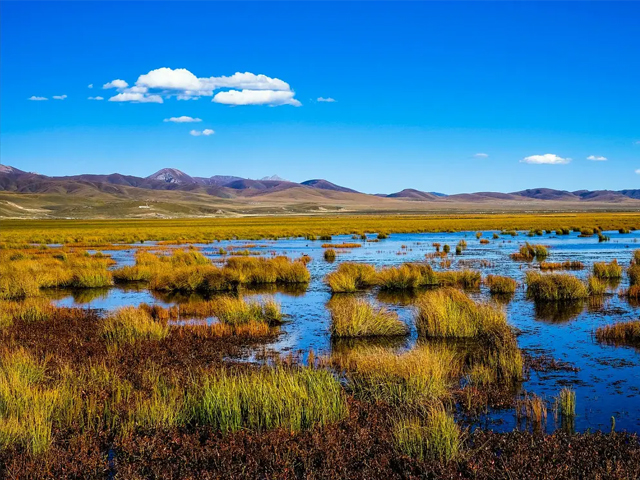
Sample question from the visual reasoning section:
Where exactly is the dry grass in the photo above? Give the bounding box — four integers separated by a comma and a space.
525, 272, 589, 301
326, 263, 377, 293
596, 320, 640, 345
593, 260, 623, 279
103, 307, 169, 345
485, 275, 517, 294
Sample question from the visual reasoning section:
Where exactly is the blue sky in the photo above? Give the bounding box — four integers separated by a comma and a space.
1, 1, 639, 194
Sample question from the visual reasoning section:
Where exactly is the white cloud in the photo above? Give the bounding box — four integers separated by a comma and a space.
213, 89, 301, 106
474, 153, 489, 158
164, 116, 202, 123
88, 96, 104, 101
636, 169, 640, 175
88, 84, 93, 89
587, 155, 607, 161
52, 95, 67, 100
28, 96, 48, 101
521, 153, 571, 165
108, 92, 163, 103
103, 79, 129, 89
98, 67, 300, 106
190, 129, 215, 136
317, 97, 336, 103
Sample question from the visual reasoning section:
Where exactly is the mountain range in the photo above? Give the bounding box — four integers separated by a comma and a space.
1, 165, 639, 219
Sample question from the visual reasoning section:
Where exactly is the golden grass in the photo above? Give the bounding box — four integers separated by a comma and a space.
328, 297, 408, 338
525, 272, 589, 301
539, 261, 584, 271
415, 288, 507, 338
485, 275, 517, 294
593, 260, 623, 279
103, 306, 169, 345
3, 213, 640, 245
510, 243, 548, 261
331, 345, 459, 405
325, 263, 377, 293
596, 320, 640, 345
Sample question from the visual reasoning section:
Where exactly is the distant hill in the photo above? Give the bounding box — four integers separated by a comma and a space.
2, 165, 640, 218
301, 179, 358, 193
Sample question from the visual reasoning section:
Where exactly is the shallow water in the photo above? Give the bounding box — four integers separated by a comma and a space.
48, 230, 640, 434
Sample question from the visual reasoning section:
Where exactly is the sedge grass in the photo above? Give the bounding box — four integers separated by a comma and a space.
103, 306, 169, 345
593, 260, 623, 279
393, 407, 460, 462
328, 297, 408, 338
596, 320, 640, 345
190, 366, 347, 434
485, 275, 517, 294
326, 262, 377, 293
525, 271, 589, 301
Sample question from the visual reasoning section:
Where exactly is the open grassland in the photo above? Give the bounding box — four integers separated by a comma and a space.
2, 212, 640, 246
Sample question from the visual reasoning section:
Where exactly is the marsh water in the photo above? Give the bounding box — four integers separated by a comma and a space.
47, 230, 640, 434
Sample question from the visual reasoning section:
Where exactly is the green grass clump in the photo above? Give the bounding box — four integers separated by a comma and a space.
592, 260, 623, 279
332, 346, 458, 405
485, 275, 517, 294
393, 407, 460, 462
325, 262, 377, 293
103, 306, 169, 345
415, 288, 507, 338
328, 297, 408, 338
0, 349, 59, 455
190, 366, 347, 434
587, 276, 607, 296
525, 272, 589, 301
556, 388, 576, 418
596, 320, 640, 345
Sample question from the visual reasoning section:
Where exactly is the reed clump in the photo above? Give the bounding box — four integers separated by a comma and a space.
103, 306, 169, 345
539, 261, 584, 271
328, 297, 408, 338
321, 243, 361, 249
415, 288, 507, 339
485, 275, 517, 294
593, 260, 623, 279
525, 272, 589, 301
332, 346, 458, 405
325, 263, 377, 293
323, 249, 336, 262
511, 243, 548, 261
556, 388, 576, 418
393, 407, 460, 462
595, 320, 640, 345
628, 263, 640, 287
190, 366, 347, 434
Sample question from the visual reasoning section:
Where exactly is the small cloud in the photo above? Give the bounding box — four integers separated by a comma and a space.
28, 96, 48, 101
190, 129, 215, 136
635, 141, 640, 145
521, 153, 571, 165
52, 95, 67, 100
164, 116, 202, 123
108, 92, 163, 103
473, 153, 489, 158
88, 96, 104, 101
317, 97, 336, 103
103, 79, 129, 89
88, 84, 93, 89
587, 155, 607, 161
636, 169, 640, 175
212, 89, 301, 107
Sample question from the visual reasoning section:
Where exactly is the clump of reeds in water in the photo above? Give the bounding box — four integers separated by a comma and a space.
592, 259, 623, 279
555, 388, 576, 420
485, 275, 517, 294
516, 392, 548, 432
331, 345, 459, 405
103, 306, 169, 345
190, 366, 347, 434
377, 264, 435, 290
539, 261, 584, 271
392, 407, 460, 462
511, 243, 548, 261
595, 320, 640, 345
321, 243, 361, 249
525, 272, 590, 301
323, 249, 336, 262
325, 262, 377, 293
415, 288, 507, 338
328, 297, 408, 338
